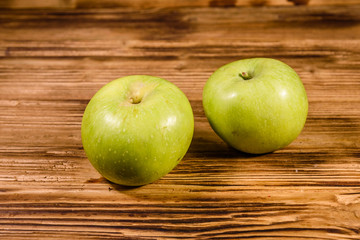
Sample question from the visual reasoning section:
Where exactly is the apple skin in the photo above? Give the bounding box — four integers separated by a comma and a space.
203, 58, 308, 154
81, 75, 194, 186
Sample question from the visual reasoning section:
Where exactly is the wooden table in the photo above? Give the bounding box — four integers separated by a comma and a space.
1, 2, 360, 239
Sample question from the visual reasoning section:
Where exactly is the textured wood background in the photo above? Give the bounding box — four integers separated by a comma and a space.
2, 0, 360, 9
1, 1, 360, 239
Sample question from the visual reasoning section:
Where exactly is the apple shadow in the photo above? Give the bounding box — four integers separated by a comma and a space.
85, 176, 142, 191
186, 126, 261, 160
176, 125, 327, 180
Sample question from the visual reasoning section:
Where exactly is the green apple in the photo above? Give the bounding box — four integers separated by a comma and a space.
81, 75, 194, 186
203, 58, 308, 154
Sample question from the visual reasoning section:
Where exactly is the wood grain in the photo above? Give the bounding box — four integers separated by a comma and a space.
1, 4, 360, 240
2, 0, 360, 9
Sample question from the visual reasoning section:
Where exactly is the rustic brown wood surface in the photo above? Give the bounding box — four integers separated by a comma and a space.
1, 3, 360, 240
2, 0, 360, 9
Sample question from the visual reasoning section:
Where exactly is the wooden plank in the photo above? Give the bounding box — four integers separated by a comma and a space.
1, 0, 360, 9
0, 4, 360, 240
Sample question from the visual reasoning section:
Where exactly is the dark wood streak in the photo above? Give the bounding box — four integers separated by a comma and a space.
0, 3, 360, 240
1, 0, 360, 9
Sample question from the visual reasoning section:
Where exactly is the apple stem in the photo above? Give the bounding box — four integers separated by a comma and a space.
239, 72, 252, 80
129, 96, 142, 104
